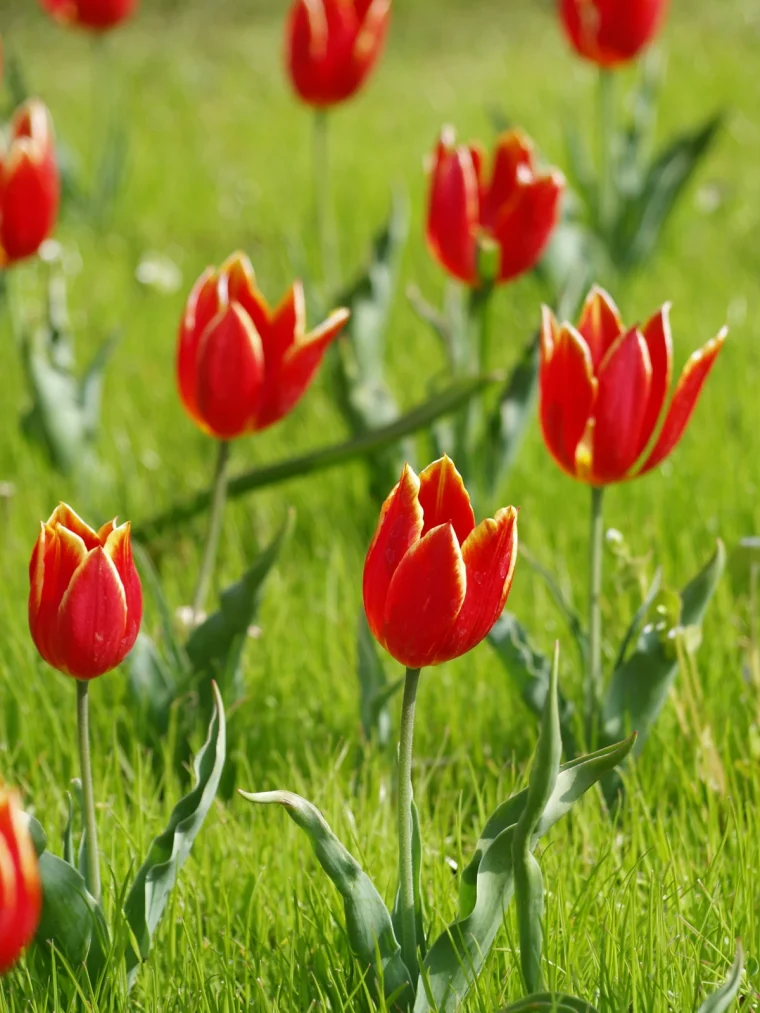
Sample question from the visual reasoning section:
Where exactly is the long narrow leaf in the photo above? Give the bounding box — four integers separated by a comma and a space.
696, 945, 744, 1013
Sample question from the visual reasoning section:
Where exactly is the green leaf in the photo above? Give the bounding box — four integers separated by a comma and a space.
238, 788, 414, 1008
499, 995, 598, 1012
512, 644, 562, 993
415, 735, 636, 1013
25, 814, 47, 857
612, 567, 663, 671
134, 374, 502, 542
126, 632, 178, 738
487, 614, 577, 756
697, 944, 744, 1013
615, 113, 723, 270
357, 610, 392, 747
123, 682, 226, 987
602, 540, 725, 754
518, 546, 588, 670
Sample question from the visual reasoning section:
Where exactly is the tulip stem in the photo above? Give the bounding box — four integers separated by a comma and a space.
470, 283, 495, 374
313, 109, 340, 297
598, 68, 617, 244
398, 666, 421, 976
76, 680, 101, 903
191, 439, 231, 622
587, 485, 605, 738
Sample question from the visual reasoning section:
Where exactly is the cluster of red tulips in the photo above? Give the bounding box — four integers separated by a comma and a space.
2, 0, 741, 1007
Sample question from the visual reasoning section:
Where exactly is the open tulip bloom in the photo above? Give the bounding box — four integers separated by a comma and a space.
0, 99, 60, 266
0, 790, 41, 975
285, 0, 391, 107
426, 127, 565, 288
39, 0, 138, 31
559, 0, 669, 68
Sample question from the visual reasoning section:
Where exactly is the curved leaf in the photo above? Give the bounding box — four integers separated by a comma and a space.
499, 994, 598, 1012
697, 944, 744, 1013
34, 851, 109, 976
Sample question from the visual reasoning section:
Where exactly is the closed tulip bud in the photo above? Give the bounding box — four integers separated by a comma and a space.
177, 252, 350, 441
0, 790, 41, 975
286, 0, 391, 107
426, 127, 565, 288
363, 456, 518, 669
28, 504, 142, 680
39, 0, 138, 31
539, 286, 726, 486
559, 0, 669, 68
0, 100, 59, 266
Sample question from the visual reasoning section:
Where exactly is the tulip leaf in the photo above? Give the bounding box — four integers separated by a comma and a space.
126, 632, 179, 738
415, 733, 636, 1013
123, 682, 226, 987
24, 813, 47, 857
602, 540, 725, 754
498, 995, 599, 1012
357, 609, 393, 747
697, 944, 744, 1013
239, 788, 415, 1008
134, 374, 502, 542
612, 567, 663, 672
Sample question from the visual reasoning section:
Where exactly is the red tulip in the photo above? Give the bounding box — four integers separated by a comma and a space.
559, 0, 669, 68
539, 286, 726, 486
286, 0, 391, 107
29, 504, 142, 680
426, 127, 565, 288
363, 456, 518, 669
0, 790, 41, 975
39, 0, 137, 31
177, 252, 350, 441
0, 100, 59, 266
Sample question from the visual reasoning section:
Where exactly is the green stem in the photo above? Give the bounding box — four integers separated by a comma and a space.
598, 68, 616, 244
313, 109, 340, 296
76, 680, 101, 902
397, 667, 421, 976
191, 440, 231, 621
587, 485, 605, 737
469, 283, 495, 375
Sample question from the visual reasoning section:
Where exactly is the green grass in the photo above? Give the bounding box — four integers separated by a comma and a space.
1, 0, 760, 1009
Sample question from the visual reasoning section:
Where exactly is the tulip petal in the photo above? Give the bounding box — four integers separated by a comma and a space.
353, 0, 391, 83
481, 129, 533, 229
47, 502, 101, 548
0, 795, 40, 968
426, 129, 479, 285
0, 834, 19, 972
254, 306, 349, 430
222, 252, 271, 338
195, 304, 266, 439
635, 303, 673, 458
264, 282, 307, 365
29, 525, 88, 671
417, 455, 475, 545
363, 465, 423, 648
0, 139, 59, 264
638, 329, 726, 476
591, 327, 652, 482
104, 522, 142, 657
56, 547, 129, 679
539, 312, 596, 477
176, 267, 220, 425
492, 171, 565, 283
576, 285, 624, 370
445, 506, 518, 659
383, 523, 466, 669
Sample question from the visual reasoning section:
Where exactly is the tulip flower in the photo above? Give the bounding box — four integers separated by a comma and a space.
363, 455, 518, 670
539, 286, 726, 487
28, 503, 142, 680
177, 252, 350, 441
286, 0, 391, 107
559, 0, 669, 68
426, 127, 565, 288
0, 790, 41, 975
0, 99, 60, 266
38, 0, 137, 31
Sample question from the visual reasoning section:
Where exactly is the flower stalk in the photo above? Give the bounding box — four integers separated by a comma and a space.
587, 485, 605, 736
192, 439, 231, 622
397, 666, 421, 974
76, 679, 101, 902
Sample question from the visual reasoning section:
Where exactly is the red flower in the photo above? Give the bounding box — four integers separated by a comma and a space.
29, 504, 142, 680
539, 286, 726, 486
559, 0, 669, 68
0, 790, 41, 975
286, 0, 391, 107
39, 0, 137, 31
0, 100, 59, 266
426, 127, 565, 287
177, 252, 350, 441
363, 456, 518, 669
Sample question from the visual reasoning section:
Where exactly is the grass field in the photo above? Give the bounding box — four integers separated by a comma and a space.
1, 0, 760, 1009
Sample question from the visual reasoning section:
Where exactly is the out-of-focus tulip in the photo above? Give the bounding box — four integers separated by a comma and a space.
559, 0, 669, 68
0, 100, 59, 266
0, 790, 41, 975
539, 286, 726, 486
29, 504, 142, 680
177, 252, 350, 441
39, 0, 137, 31
286, 0, 391, 107
363, 456, 518, 669
426, 127, 565, 287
